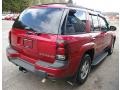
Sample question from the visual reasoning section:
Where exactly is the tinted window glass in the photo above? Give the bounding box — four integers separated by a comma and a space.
13, 8, 64, 34
89, 15, 94, 31
91, 15, 100, 31
65, 9, 86, 34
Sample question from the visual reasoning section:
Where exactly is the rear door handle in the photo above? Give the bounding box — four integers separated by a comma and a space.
92, 37, 96, 40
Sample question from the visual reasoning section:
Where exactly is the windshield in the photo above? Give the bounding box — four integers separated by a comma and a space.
13, 8, 64, 34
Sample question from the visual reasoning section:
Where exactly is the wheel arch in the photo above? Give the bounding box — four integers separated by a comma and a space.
70, 42, 96, 77
109, 35, 116, 48
79, 42, 95, 63
75, 43, 95, 72
113, 36, 116, 44
84, 48, 95, 63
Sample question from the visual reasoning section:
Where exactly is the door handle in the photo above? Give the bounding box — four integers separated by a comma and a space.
91, 36, 97, 40
92, 37, 96, 40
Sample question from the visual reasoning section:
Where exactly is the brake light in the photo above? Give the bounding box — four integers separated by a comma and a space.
56, 39, 67, 61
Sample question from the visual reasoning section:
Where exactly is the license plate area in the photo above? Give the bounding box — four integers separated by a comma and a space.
23, 39, 33, 48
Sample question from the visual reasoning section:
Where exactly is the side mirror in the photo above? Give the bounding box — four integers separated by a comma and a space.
110, 26, 116, 31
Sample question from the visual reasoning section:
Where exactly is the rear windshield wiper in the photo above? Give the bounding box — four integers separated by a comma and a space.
24, 27, 35, 32
26, 30, 42, 35
26, 31, 41, 35
34, 32, 42, 35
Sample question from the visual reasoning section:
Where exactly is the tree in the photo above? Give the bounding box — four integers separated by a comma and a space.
2, 0, 34, 12
2, 0, 11, 12
2, 0, 66, 13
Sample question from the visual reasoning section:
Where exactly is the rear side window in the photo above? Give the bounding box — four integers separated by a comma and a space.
13, 8, 64, 34
64, 9, 86, 34
89, 14, 100, 31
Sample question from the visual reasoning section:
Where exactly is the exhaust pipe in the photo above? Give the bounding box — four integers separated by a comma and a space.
19, 67, 27, 73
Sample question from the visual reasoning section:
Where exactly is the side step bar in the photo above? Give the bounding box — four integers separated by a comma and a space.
92, 52, 108, 65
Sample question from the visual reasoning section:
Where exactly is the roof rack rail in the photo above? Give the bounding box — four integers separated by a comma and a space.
67, 4, 102, 13
33, 3, 102, 13
39, 3, 67, 5
31, 3, 67, 8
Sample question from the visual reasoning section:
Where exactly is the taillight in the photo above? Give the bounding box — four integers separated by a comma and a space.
56, 39, 67, 61
9, 31, 11, 45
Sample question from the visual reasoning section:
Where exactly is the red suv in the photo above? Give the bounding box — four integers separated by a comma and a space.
6, 3, 116, 84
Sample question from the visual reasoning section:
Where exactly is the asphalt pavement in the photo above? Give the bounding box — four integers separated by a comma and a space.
2, 20, 119, 90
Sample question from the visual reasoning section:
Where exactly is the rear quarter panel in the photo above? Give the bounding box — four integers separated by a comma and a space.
58, 33, 95, 76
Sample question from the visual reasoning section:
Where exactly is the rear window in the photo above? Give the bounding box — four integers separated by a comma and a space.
13, 8, 64, 34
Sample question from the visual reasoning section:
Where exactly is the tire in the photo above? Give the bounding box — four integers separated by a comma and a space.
76, 54, 91, 84
108, 40, 115, 55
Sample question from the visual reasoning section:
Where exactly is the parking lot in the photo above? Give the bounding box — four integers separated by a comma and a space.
2, 20, 119, 90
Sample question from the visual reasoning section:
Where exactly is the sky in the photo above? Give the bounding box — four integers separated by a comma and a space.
66, 0, 119, 12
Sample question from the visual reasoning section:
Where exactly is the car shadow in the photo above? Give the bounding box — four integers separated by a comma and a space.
91, 56, 108, 73
15, 55, 110, 90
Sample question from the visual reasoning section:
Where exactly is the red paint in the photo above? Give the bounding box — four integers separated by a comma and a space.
6, 4, 116, 79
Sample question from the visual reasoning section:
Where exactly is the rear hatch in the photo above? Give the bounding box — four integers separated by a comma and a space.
10, 7, 64, 63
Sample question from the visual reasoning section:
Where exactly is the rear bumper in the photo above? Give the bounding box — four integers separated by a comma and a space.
6, 47, 69, 78
8, 57, 47, 78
